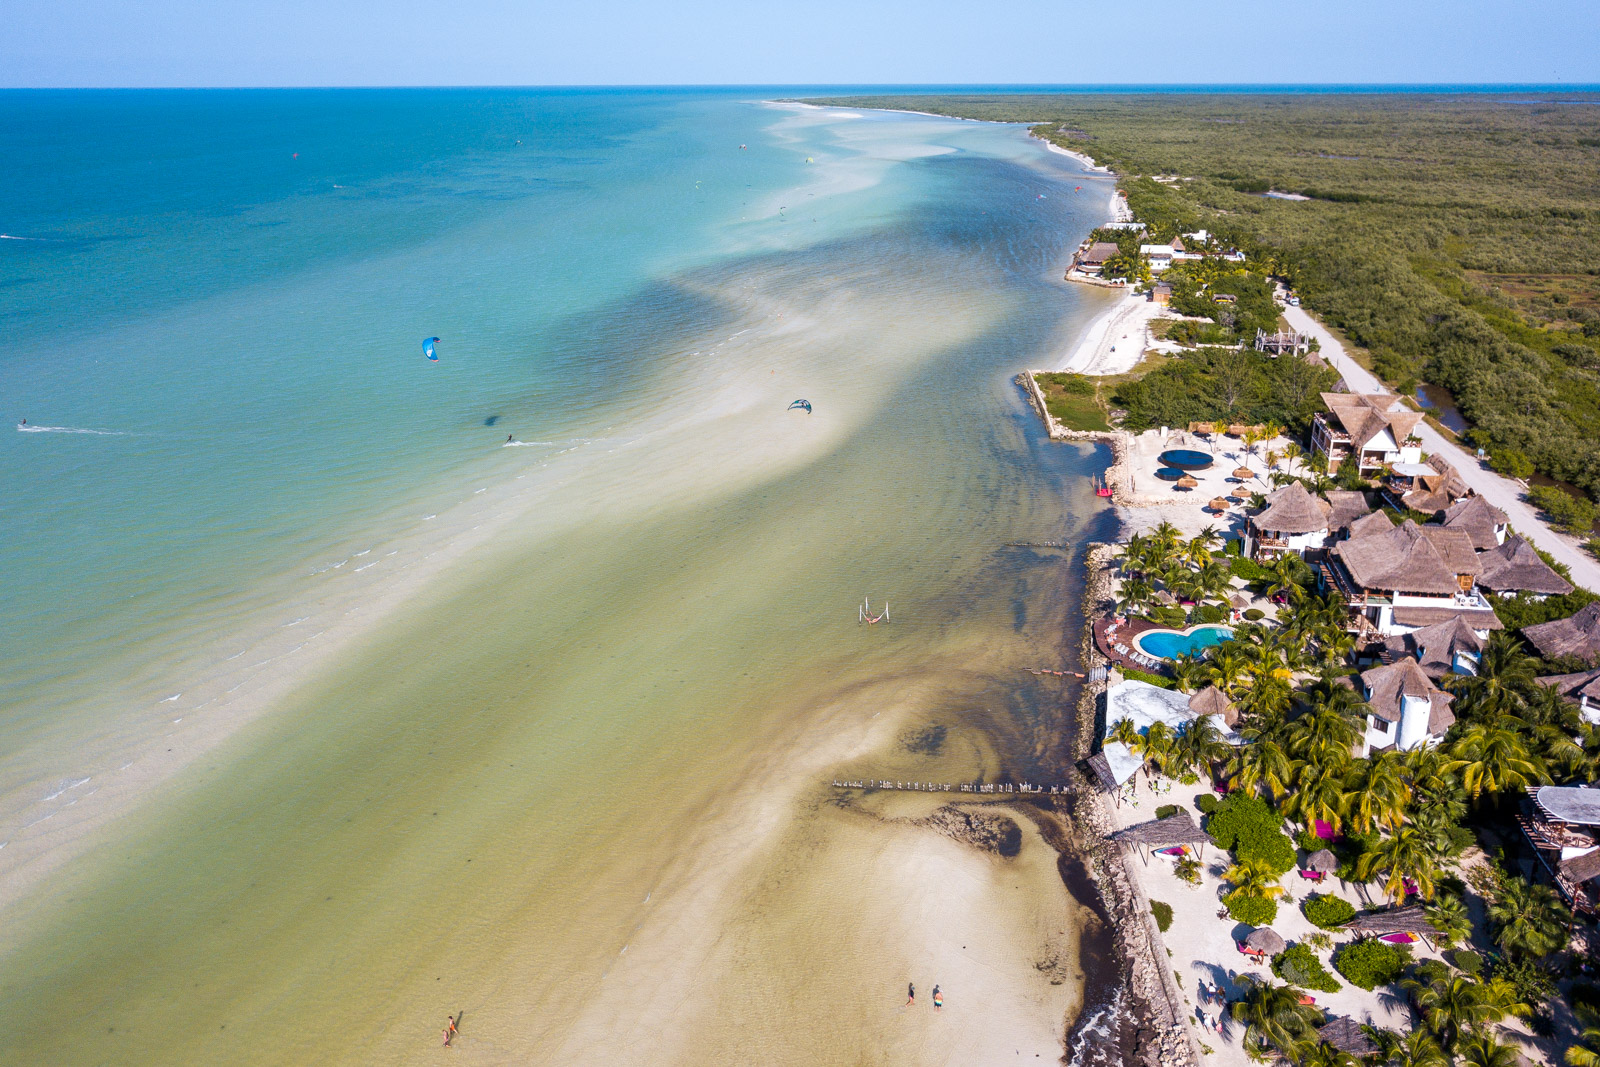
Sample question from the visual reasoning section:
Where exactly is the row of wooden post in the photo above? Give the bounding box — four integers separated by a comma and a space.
831, 779, 1066, 795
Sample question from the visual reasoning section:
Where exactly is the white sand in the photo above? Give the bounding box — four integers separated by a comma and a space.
1108, 776, 1423, 1066
1051, 291, 1174, 376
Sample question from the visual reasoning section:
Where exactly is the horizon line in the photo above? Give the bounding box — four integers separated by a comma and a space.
5, 81, 1600, 93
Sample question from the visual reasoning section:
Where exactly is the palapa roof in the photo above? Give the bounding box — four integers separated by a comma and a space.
1345, 904, 1439, 936
1344, 510, 1394, 540
1417, 526, 1481, 577
1304, 848, 1337, 873
1110, 810, 1215, 848
1360, 657, 1455, 735
1440, 495, 1509, 551
1232, 466, 1254, 479
1251, 481, 1332, 536
1080, 241, 1121, 265
1524, 603, 1600, 661
1531, 783, 1600, 827
1244, 927, 1286, 954
1562, 849, 1600, 885
1229, 593, 1251, 609
1382, 614, 1486, 679
1324, 490, 1372, 532
1537, 668, 1600, 707
1319, 393, 1423, 452
1400, 455, 1471, 514
1176, 473, 1199, 488
1318, 1017, 1379, 1056
1188, 684, 1239, 726
1209, 496, 1232, 511
1086, 741, 1144, 792
1478, 536, 1574, 596
1390, 605, 1503, 631
1330, 519, 1462, 595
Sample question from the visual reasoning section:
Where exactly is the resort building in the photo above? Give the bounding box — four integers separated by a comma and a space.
1384, 454, 1470, 514
1538, 668, 1600, 725
1439, 495, 1509, 550
1138, 243, 1174, 272
1358, 657, 1455, 754
1519, 784, 1600, 915
1244, 482, 1330, 560
1380, 614, 1483, 679
1253, 328, 1310, 355
1310, 393, 1424, 476
1475, 536, 1574, 598
1103, 679, 1243, 745
1524, 603, 1600, 662
1150, 282, 1172, 305
1074, 241, 1121, 275
1322, 519, 1500, 637
1324, 490, 1373, 537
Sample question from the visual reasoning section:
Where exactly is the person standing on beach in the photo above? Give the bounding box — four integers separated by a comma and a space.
906, 982, 915, 1006
443, 1015, 457, 1047
932, 985, 943, 1011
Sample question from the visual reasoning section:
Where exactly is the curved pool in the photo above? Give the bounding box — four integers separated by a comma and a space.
1134, 624, 1234, 660
1158, 449, 1214, 471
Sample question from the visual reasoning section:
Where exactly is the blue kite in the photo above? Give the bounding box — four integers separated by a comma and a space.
422, 337, 440, 361
788, 399, 812, 414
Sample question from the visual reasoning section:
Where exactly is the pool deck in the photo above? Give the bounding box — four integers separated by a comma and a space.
1093, 615, 1167, 673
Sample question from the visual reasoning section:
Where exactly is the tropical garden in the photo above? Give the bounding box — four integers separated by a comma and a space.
1105, 520, 1593, 1064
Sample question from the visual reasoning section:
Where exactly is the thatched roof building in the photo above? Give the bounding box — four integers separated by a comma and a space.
1188, 684, 1239, 727
1318, 1017, 1378, 1056
1345, 904, 1439, 936
1477, 536, 1574, 596
1525, 603, 1600, 661
1360, 657, 1456, 740
1111, 810, 1215, 861
1440, 495, 1509, 550
1251, 482, 1332, 536
1381, 614, 1485, 679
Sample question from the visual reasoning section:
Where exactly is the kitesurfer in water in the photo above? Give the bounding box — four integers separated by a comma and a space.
506, 433, 514, 444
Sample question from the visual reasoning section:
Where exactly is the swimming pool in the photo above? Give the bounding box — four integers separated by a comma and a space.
1158, 449, 1214, 471
1134, 625, 1234, 660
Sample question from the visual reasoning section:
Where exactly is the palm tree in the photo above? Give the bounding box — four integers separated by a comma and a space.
1372, 1027, 1448, 1067
1566, 1003, 1600, 1067
1107, 717, 1140, 749
1224, 856, 1287, 901
1177, 714, 1230, 778
1117, 576, 1154, 618
1425, 894, 1472, 949
1282, 441, 1305, 476
1456, 1031, 1524, 1067
1405, 975, 1494, 1051
1138, 720, 1177, 781
1342, 750, 1412, 833
1488, 876, 1571, 958
1226, 737, 1294, 802
1444, 632, 1536, 723
1206, 647, 1249, 698
1263, 553, 1311, 604
1301, 1044, 1353, 1067
1286, 758, 1349, 834
1287, 699, 1364, 764
1444, 725, 1549, 804
1170, 653, 1209, 694
1355, 825, 1439, 903
1230, 979, 1323, 1061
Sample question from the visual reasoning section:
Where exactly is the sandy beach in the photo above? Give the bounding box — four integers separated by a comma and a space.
1050, 289, 1174, 375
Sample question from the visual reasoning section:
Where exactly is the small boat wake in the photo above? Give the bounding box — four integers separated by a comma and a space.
17, 424, 128, 435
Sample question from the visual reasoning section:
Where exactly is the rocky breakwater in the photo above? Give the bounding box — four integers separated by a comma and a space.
1063, 544, 1199, 1067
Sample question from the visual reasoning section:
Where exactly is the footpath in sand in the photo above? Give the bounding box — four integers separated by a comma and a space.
1283, 305, 1600, 592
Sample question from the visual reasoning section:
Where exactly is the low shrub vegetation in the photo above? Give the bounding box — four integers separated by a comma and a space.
1224, 890, 1278, 927
1151, 900, 1174, 932
1272, 943, 1342, 993
1207, 793, 1296, 875
1303, 894, 1356, 930
1333, 938, 1410, 990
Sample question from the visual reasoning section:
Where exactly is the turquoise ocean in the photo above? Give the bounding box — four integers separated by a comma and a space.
1, 90, 1119, 1063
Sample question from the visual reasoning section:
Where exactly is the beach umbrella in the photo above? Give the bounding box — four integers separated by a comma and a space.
1232, 466, 1254, 480
1305, 849, 1337, 873
1230, 487, 1252, 501
1209, 496, 1231, 511
1245, 928, 1286, 955
1176, 474, 1199, 489
1229, 593, 1250, 610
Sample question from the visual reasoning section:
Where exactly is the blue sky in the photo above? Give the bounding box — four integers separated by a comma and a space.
6, 0, 1599, 88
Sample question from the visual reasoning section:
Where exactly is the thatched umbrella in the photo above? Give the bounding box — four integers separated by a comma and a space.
1232, 466, 1254, 480
1209, 496, 1231, 511
1305, 849, 1337, 874
1229, 593, 1250, 610
1229, 486, 1252, 501
1244, 928, 1286, 955
1176, 474, 1199, 490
